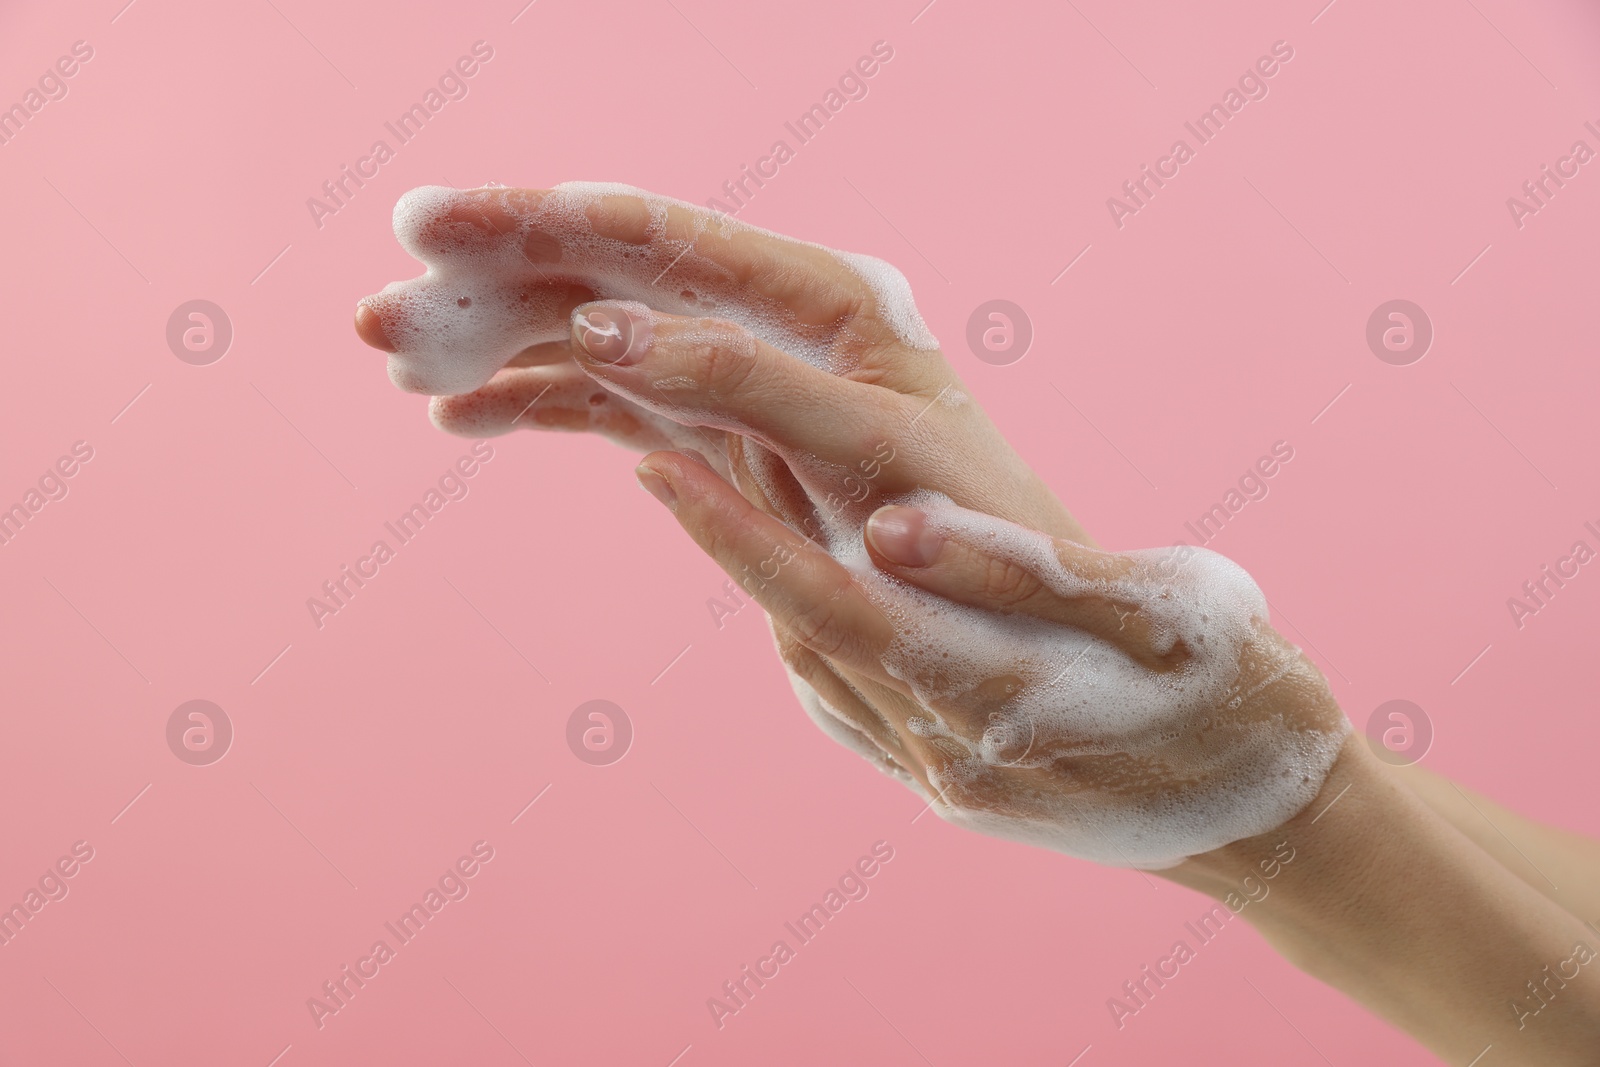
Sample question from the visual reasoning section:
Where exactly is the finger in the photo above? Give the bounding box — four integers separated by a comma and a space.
818, 655, 1071, 809
354, 285, 595, 360
583, 184, 952, 394
354, 187, 575, 358
357, 184, 942, 395
357, 274, 597, 396
426, 364, 630, 438
718, 436, 891, 568
777, 613, 1004, 789
635, 449, 898, 677
394, 184, 883, 332
575, 188, 886, 335
570, 300, 909, 469
770, 624, 924, 786
863, 503, 1182, 670
427, 365, 724, 461
568, 303, 1035, 528
723, 436, 826, 537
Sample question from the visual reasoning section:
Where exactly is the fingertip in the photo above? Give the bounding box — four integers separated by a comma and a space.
866, 505, 943, 568
426, 394, 464, 434
354, 302, 395, 352
428, 393, 505, 438
635, 456, 678, 510
637, 448, 742, 520
640, 447, 721, 486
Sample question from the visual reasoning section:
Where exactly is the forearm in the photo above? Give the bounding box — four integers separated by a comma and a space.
1165, 737, 1600, 1064
1394, 762, 1600, 931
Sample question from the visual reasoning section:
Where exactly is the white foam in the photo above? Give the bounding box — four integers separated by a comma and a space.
820, 492, 1348, 869
366, 183, 940, 396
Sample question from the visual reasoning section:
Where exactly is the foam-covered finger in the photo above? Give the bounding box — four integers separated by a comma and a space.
359, 184, 940, 390
863, 502, 1185, 669
570, 301, 905, 462
575, 189, 884, 331
380, 184, 862, 323
410, 184, 921, 345
573, 183, 946, 358
357, 273, 597, 395
635, 450, 897, 675
388, 186, 558, 262
428, 365, 691, 455
771, 625, 925, 786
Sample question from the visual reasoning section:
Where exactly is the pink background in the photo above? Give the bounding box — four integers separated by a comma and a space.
2, 0, 1599, 1063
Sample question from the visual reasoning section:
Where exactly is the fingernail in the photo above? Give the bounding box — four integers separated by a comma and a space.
866, 506, 944, 567
679, 448, 716, 471
575, 307, 647, 366
636, 463, 676, 510
354, 302, 395, 352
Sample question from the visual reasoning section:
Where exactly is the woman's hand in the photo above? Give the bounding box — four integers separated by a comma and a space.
631, 448, 1348, 869
353, 182, 1349, 869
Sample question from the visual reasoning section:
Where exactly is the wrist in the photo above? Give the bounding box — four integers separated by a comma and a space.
1160, 733, 1376, 967
1163, 736, 1600, 1063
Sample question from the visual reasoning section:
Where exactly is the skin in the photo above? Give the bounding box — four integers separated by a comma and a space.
357, 185, 1600, 1063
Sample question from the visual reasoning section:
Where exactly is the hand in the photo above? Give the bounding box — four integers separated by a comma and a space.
352, 183, 1086, 542
632, 449, 1348, 868
353, 182, 1348, 869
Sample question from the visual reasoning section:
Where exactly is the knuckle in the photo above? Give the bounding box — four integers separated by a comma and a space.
691, 324, 759, 395
786, 593, 854, 661
788, 602, 845, 658
775, 627, 834, 686
976, 555, 1045, 609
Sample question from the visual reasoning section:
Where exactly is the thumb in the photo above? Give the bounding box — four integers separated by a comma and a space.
863, 503, 1181, 670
